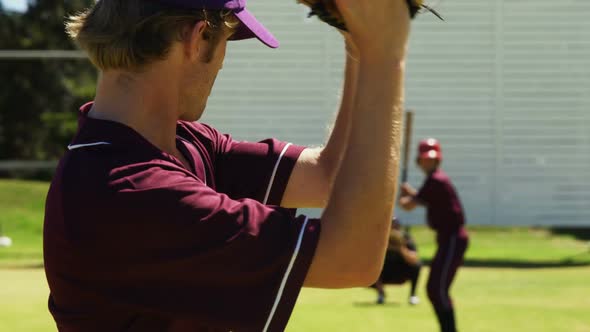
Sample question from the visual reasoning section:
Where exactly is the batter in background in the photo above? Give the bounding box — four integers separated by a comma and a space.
399, 138, 469, 332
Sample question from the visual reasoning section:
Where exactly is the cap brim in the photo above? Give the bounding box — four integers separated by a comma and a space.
231, 9, 279, 48
419, 150, 441, 160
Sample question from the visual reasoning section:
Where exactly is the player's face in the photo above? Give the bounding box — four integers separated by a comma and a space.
178, 26, 232, 121
417, 158, 438, 174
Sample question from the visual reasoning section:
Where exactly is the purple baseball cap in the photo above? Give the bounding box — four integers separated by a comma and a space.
154, 0, 279, 48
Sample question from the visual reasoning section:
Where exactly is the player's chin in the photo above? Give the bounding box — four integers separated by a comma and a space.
179, 106, 206, 122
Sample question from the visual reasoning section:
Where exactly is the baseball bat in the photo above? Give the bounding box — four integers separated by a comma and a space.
401, 110, 414, 183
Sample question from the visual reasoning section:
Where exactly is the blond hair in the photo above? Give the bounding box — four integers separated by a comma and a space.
66, 0, 239, 71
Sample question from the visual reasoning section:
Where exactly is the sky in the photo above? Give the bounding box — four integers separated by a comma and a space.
2, 0, 27, 12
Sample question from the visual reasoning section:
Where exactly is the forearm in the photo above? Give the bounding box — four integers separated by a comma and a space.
303, 0, 410, 288
318, 52, 359, 182
310, 59, 405, 287
280, 53, 358, 209
404, 185, 417, 197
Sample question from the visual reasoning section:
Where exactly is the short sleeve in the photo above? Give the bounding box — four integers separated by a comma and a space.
199, 124, 306, 205
64, 165, 321, 331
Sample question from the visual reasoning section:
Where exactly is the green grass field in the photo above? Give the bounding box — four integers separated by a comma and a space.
0, 179, 48, 267
1, 179, 590, 331
1, 267, 589, 332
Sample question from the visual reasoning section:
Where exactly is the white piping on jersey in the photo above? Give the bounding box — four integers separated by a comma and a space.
262, 143, 292, 205
440, 235, 456, 310
262, 216, 310, 332
67, 139, 207, 185
67, 142, 111, 150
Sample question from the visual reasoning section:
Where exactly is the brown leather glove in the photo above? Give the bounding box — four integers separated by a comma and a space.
298, 0, 443, 31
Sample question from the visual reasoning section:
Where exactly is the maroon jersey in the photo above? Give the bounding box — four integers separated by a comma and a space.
44, 103, 321, 332
416, 169, 466, 242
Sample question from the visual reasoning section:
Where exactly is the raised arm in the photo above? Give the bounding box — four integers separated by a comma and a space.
281, 33, 359, 208
304, 0, 411, 288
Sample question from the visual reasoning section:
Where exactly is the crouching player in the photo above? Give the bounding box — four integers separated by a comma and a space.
372, 217, 421, 305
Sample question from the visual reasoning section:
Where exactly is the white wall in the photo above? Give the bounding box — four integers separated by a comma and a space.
201, 0, 590, 226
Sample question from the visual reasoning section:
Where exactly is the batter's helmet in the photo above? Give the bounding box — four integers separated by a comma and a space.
418, 138, 442, 161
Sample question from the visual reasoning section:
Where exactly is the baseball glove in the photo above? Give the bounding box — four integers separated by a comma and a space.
298, 0, 443, 31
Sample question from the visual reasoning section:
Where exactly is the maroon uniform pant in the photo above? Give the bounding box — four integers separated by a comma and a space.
427, 233, 468, 311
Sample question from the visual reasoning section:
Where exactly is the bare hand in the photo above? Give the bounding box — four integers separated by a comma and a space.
401, 182, 415, 196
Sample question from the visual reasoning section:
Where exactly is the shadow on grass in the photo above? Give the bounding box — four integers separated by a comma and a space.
550, 227, 590, 241
6, 260, 588, 270
0, 262, 44, 269
421, 256, 590, 269
353, 301, 401, 308
0, 252, 44, 269
463, 258, 590, 269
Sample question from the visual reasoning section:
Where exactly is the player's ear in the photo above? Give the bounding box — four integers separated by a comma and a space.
183, 21, 208, 62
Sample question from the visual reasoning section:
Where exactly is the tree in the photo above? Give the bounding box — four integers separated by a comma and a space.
0, 0, 95, 161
